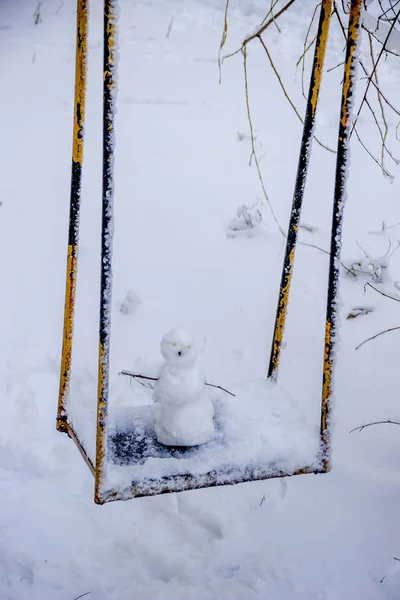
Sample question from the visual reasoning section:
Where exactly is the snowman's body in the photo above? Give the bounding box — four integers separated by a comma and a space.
153, 329, 215, 447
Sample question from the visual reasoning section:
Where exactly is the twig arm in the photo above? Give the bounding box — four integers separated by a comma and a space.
119, 371, 236, 397
350, 419, 400, 433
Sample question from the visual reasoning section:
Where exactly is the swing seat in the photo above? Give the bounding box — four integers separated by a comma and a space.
98, 380, 321, 502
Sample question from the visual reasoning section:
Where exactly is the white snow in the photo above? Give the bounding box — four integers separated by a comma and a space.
153, 328, 215, 446
1, 1, 400, 599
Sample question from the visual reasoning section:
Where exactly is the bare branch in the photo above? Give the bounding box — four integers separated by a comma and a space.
73, 593, 92, 600
351, 6, 400, 138
355, 326, 400, 350
364, 281, 400, 303
242, 47, 285, 235
353, 126, 394, 180
258, 37, 335, 153
299, 2, 321, 99
243, 0, 297, 46
350, 419, 400, 433
218, 0, 230, 84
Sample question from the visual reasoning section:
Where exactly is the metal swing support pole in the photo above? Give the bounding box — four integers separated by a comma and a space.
57, 0, 88, 427
268, 0, 332, 380
321, 0, 363, 470
94, 0, 118, 504
56, 0, 94, 475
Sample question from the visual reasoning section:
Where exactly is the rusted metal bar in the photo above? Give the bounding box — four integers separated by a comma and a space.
57, 0, 88, 432
320, 0, 363, 471
97, 464, 323, 504
65, 423, 95, 476
268, 0, 333, 380
94, 0, 118, 504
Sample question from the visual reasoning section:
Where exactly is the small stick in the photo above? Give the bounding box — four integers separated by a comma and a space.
119, 371, 236, 397
350, 419, 400, 433
364, 282, 400, 303
205, 382, 236, 397
355, 326, 400, 350
73, 593, 92, 600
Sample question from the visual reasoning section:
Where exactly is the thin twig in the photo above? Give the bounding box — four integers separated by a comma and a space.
353, 127, 394, 180
243, 46, 285, 235
218, 0, 230, 84
327, 60, 345, 73
258, 37, 335, 153
351, 6, 400, 138
364, 281, 400, 303
355, 326, 400, 350
350, 419, 400, 433
359, 60, 400, 118
166, 16, 174, 38
298, 2, 321, 99
119, 371, 236, 397
73, 593, 92, 600
243, 0, 297, 46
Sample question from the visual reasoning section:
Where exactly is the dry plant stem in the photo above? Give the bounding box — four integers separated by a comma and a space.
261, 0, 281, 27
333, 2, 400, 175
243, 0, 297, 46
296, 241, 356, 276
299, 34, 318, 98
355, 326, 400, 350
364, 96, 398, 169
299, 2, 321, 98
353, 126, 394, 179
350, 419, 400, 433
379, 0, 400, 23
369, 32, 389, 170
364, 281, 400, 302
73, 593, 92, 600
218, 0, 230, 84
351, 6, 400, 138
243, 47, 285, 235
258, 37, 335, 153
327, 60, 345, 72
358, 60, 400, 117
223, 0, 297, 61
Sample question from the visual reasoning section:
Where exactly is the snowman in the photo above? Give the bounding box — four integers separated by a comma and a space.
153, 328, 215, 447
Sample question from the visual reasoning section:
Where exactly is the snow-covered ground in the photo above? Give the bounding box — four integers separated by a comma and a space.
1, 0, 400, 598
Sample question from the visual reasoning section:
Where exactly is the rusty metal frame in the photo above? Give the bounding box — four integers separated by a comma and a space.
268, 0, 333, 380
56, 0, 93, 473
320, 0, 363, 468
58, 0, 363, 504
94, 0, 118, 504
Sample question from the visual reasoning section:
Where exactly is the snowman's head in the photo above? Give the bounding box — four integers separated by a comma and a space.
160, 328, 197, 367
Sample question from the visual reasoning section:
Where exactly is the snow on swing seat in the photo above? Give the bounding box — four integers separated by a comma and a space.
104, 379, 321, 499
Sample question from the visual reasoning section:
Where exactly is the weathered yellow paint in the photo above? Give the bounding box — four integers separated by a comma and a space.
320, 319, 331, 436
57, 245, 76, 428
340, 2, 362, 129
94, 342, 107, 503
58, 0, 88, 432
269, 246, 295, 376
310, 0, 332, 116
72, 0, 88, 164
320, 0, 362, 469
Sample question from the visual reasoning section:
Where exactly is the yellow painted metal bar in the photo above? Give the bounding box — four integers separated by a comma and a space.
268, 0, 332, 380
57, 0, 88, 432
320, 0, 363, 471
94, 0, 118, 505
